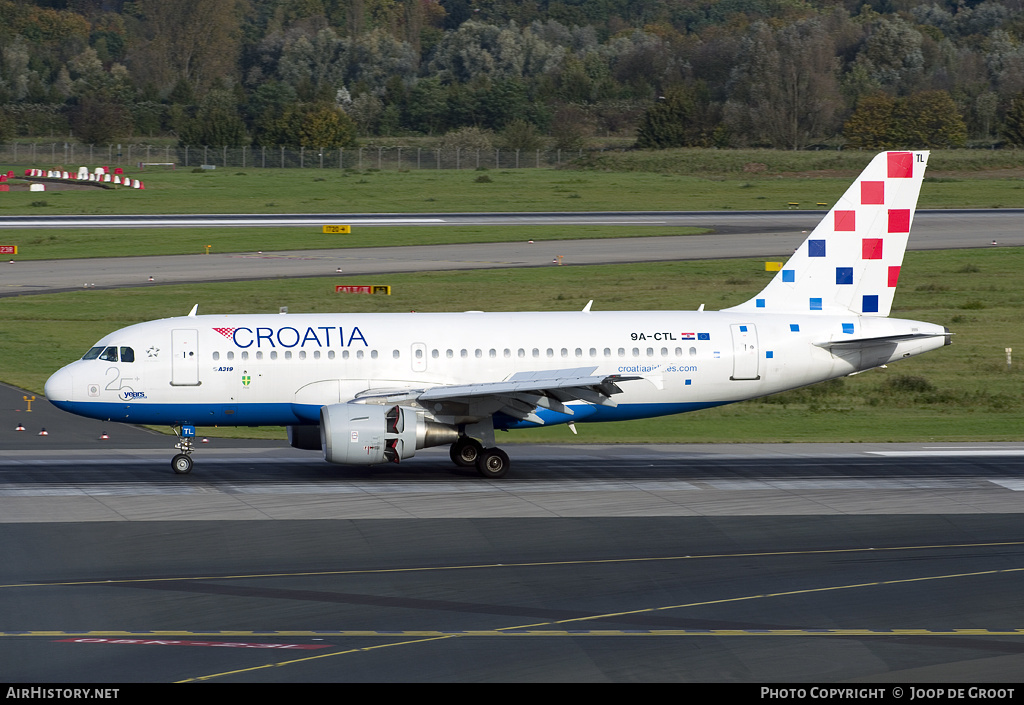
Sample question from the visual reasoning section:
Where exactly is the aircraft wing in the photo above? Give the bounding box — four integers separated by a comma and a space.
355, 367, 642, 424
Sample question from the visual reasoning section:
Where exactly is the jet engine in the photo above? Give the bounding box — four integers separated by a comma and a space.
319, 403, 458, 465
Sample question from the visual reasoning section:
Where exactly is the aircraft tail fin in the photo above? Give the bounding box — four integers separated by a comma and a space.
725, 150, 929, 317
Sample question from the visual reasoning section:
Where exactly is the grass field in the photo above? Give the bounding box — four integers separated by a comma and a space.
3, 248, 1022, 444
2, 148, 1022, 261
1, 148, 1022, 221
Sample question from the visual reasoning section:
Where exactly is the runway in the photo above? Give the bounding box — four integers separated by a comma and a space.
1, 210, 1020, 296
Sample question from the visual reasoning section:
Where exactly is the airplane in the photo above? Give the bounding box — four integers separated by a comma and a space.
44, 150, 949, 478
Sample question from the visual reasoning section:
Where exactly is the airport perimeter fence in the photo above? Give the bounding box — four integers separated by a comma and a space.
0, 142, 588, 171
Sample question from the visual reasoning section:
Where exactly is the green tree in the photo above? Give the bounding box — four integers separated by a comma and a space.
893, 90, 966, 148
844, 93, 897, 150
1003, 92, 1024, 147
845, 91, 966, 149
635, 83, 718, 149
72, 96, 132, 144
296, 103, 357, 148
129, 0, 245, 97
177, 90, 248, 146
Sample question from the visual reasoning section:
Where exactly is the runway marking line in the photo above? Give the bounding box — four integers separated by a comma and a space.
3, 539, 1022, 591
54, 638, 328, 649
12, 628, 1024, 639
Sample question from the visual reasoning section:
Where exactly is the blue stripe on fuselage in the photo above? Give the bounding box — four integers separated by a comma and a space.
48, 399, 321, 426
49, 399, 730, 429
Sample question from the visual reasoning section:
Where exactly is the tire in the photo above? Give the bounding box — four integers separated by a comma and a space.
450, 437, 482, 467
171, 453, 194, 475
475, 448, 510, 479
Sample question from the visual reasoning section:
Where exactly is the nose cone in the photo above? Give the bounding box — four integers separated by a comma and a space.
44, 364, 75, 405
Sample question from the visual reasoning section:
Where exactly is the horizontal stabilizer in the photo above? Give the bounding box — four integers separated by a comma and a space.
815, 331, 950, 351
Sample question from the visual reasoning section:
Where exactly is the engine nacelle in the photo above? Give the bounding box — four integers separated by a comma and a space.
319, 403, 457, 465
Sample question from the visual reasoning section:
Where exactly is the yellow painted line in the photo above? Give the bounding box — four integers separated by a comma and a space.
11, 629, 1024, 638
499, 565, 1024, 633
177, 636, 457, 683
4, 540, 1023, 590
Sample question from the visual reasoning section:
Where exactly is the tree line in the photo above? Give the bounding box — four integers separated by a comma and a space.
2, 0, 1024, 151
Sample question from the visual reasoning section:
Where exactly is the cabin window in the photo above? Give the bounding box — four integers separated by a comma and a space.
393, 350, 401, 359
328, 351, 335, 360
475, 349, 482, 358
489, 349, 496, 358
546, 348, 554, 358
690, 347, 697, 357
560, 348, 568, 358
212, 352, 220, 361
313, 351, 320, 360
604, 348, 611, 357
284, 351, 292, 360
504, 349, 511, 358
356, 350, 364, 359
227, 351, 234, 360
299, 351, 306, 360
518, 348, 525, 358
256, 351, 263, 360
241, 351, 249, 360
532, 348, 540, 357
432, 349, 439, 359
270, 351, 278, 360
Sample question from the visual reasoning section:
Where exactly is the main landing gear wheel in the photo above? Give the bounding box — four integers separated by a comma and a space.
450, 437, 483, 467
475, 448, 510, 479
171, 453, 194, 475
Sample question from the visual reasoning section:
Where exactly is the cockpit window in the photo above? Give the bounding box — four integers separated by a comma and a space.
82, 346, 104, 360
98, 346, 118, 362
120, 347, 135, 363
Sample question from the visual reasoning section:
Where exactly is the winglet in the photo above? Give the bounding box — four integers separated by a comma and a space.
725, 151, 929, 317
187, 304, 198, 317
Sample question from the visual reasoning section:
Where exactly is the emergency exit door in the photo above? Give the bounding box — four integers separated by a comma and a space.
730, 324, 760, 380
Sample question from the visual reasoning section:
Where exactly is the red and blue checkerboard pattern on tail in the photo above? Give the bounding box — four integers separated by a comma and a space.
726, 151, 929, 317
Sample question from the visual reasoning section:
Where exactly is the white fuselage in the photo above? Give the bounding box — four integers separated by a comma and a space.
44, 310, 948, 430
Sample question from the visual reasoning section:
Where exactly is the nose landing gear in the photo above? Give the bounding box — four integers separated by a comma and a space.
171, 424, 196, 475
